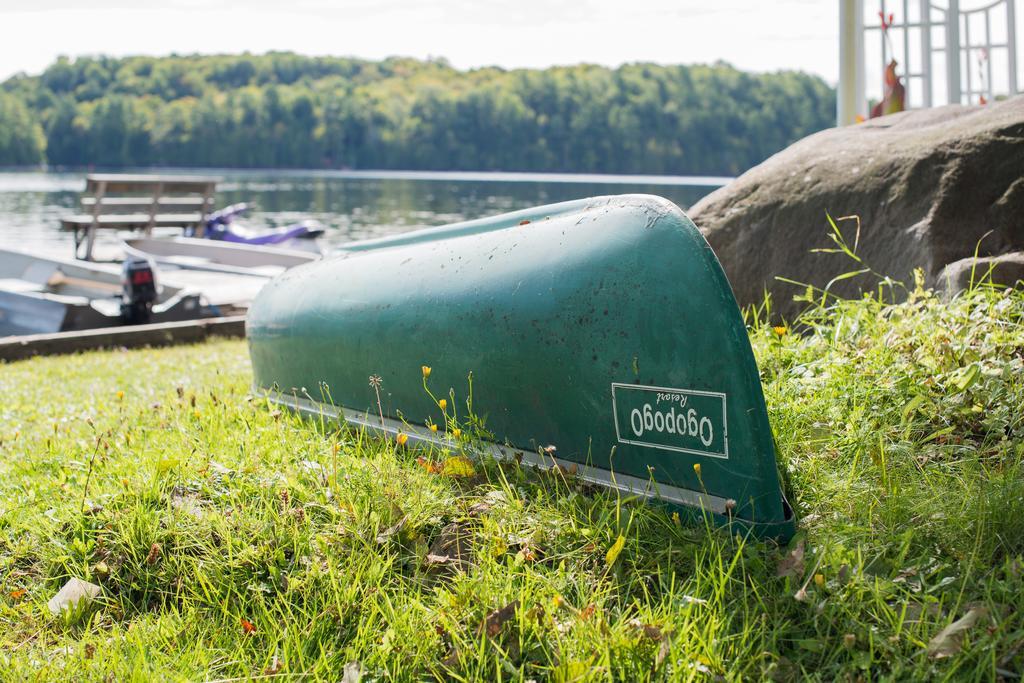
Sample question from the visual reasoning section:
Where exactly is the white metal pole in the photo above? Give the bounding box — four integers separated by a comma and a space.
856, 0, 866, 117
838, 0, 865, 125
946, 0, 962, 103
1008, 0, 1019, 94
922, 0, 933, 106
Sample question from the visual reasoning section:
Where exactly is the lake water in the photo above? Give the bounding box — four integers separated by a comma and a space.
0, 169, 726, 258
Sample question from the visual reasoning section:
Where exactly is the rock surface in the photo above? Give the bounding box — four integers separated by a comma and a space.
688, 96, 1024, 317
938, 251, 1024, 298
47, 577, 101, 616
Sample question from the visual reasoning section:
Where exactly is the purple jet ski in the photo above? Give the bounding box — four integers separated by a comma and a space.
195, 203, 324, 253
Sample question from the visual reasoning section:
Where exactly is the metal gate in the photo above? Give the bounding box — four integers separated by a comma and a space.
838, 0, 1020, 124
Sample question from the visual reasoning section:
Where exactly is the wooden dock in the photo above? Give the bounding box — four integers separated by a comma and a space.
0, 315, 246, 362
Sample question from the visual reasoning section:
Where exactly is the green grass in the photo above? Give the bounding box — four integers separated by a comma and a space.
1, 282, 1022, 681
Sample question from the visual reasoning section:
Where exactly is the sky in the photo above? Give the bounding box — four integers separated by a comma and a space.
0, 0, 840, 83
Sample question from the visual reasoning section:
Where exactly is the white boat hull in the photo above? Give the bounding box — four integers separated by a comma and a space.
122, 236, 319, 277
0, 248, 208, 337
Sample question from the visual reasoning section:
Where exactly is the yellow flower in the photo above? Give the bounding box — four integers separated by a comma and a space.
116, 390, 125, 400
552, 595, 564, 608
438, 399, 447, 411
814, 573, 825, 588
451, 428, 462, 438
773, 325, 787, 337
396, 433, 409, 446
693, 463, 701, 477
422, 365, 431, 379
429, 424, 438, 432
671, 511, 681, 527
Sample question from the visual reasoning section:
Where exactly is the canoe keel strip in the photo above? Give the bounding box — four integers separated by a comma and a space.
248, 195, 795, 539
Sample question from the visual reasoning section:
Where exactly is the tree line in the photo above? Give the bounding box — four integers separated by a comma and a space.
0, 53, 835, 175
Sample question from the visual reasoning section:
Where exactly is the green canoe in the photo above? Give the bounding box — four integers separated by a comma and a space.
247, 194, 795, 540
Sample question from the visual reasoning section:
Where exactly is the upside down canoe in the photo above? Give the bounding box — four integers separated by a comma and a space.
247, 195, 795, 540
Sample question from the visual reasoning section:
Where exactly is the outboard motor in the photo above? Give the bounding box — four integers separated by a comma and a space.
120, 256, 158, 325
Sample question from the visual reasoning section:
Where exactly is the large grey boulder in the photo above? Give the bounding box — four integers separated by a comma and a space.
688, 96, 1024, 317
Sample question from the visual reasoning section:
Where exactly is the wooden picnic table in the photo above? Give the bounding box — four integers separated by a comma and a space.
61, 174, 218, 260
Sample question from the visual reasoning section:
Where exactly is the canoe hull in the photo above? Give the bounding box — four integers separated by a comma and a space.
247, 195, 794, 539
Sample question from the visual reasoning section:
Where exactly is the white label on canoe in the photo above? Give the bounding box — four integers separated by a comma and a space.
611, 383, 729, 459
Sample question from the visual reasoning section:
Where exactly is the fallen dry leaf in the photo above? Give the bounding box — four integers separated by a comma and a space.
928, 606, 988, 658
263, 654, 283, 675
416, 457, 442, 474
904, 601, 942, 624
484, 490, 507, 505
441, 649, 461, 670
605, 534, 626, 567
628, 618, 665, 641
467, 500, 491, 517
654, 632, 673, 670
629, 615, 673, 671
776, 539, 805, 580
376, 516, 407, 544
47, 577, 101, 616
440, 455, 476, 478
424, 522, 473, 570
482, 600, 519, 638
340, 661, 362, 683
677, 595, 708, 607
767, 655, 797, 682
517, 545, 537, 562
170, 491, 204, 518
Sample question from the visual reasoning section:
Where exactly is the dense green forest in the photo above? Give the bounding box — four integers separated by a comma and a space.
0, 53, 835, 175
